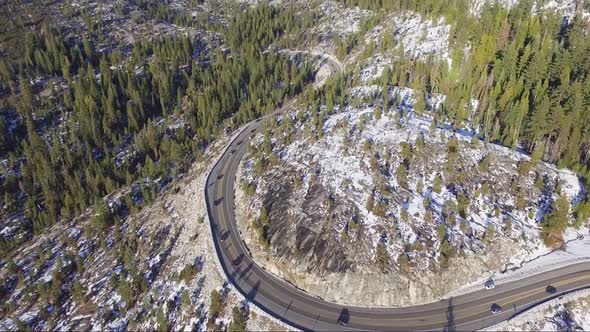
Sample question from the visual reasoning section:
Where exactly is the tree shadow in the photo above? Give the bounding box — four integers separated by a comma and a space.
237, 262, 254, 281
232, 253, 245, 266
146, 226, 182, 284
444, 297, 455, 332
246, 280, 260, 301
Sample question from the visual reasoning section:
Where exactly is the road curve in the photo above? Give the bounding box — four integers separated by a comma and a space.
204, 57, 590, 331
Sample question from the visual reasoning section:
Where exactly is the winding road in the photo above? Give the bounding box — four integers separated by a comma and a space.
204, 55, 590, 331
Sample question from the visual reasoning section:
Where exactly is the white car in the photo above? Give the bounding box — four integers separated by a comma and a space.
485, 279, 495, 290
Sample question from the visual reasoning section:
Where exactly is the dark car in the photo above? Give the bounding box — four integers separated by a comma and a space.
491, 303, 502, 314
232, 254, 244, 266
546, 285, 557, 294
337, 308, 350, 326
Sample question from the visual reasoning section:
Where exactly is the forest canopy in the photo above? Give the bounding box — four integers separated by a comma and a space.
0, 3, 314, 253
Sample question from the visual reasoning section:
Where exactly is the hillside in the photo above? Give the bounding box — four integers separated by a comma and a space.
232, 0, 590, 307
236, 84, 587, 306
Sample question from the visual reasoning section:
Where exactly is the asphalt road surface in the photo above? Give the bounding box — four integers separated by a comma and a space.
204, 58, 590, 331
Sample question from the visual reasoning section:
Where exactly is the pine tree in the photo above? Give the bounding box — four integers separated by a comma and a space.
229, 306, 247, 332
395, 164, 409, 189
541, 194, 570, 247
413, 93, 426, 115
375, 242, 390, 272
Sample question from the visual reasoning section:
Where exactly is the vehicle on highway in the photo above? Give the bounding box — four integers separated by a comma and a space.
546, 285, 557, 294
491, 304, 502, 314
337, 308, 350, 327
233, 254, 244, 266
484, 279, 495, 290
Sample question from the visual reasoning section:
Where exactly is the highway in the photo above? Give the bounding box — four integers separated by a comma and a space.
203, 56, 590, 331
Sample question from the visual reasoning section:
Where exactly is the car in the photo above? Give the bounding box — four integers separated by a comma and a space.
232, 254, 244, 266
484, 279, 495, 290
337, 308, 350, 327
546, 285, 557, 294
491, 304, 502, 314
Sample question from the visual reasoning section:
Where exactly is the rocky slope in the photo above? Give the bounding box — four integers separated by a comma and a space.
235, 84, 587, 307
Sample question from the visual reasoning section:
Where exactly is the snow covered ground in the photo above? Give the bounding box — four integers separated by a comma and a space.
314, 1, 373, 38
354, 12, 452, 84
314, 86, 584, 265
486, 288, 590, 331
365, 13, 451, 64
539, 0, 590, 19
470, 0, 520, 16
